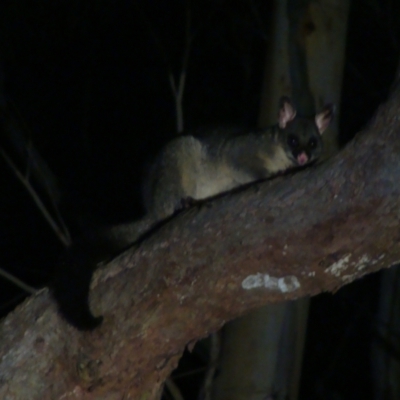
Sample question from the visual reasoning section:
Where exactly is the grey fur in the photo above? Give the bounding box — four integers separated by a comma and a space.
144, 98, 333, 220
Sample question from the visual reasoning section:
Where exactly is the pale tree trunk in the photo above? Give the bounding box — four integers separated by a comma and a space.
372, 264, 400, 400
292, 0, 350, 158
213, 1, 349, 400
259, 0, 349, 156
212, 301, 308, 400
370, 3, 400, 391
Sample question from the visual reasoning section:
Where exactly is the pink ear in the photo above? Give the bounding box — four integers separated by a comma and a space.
315, 104, 335, 134
278, 97, 297, 128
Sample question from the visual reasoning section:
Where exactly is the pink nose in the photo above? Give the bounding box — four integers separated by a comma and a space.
297, 152, 308, 165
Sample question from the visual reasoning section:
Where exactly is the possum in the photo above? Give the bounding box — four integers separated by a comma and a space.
52, 96, 334, 330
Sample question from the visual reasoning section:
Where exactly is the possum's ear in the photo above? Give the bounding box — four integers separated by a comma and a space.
278, 96, 297, 129
315, 104, 335, 134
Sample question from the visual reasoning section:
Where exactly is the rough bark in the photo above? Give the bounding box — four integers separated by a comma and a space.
1, 87, 400, 399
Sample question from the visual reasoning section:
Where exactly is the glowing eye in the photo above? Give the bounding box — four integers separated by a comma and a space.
287, 135, 299, 148
309, 138, 317, 148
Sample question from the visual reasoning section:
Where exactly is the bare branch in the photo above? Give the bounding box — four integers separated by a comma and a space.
0, 147, 71, 247
3, 102, 61, 204
202, 332, 220, 400
0, 267, 37, 295
169, 2, 192, 134
137, 2, 193, 134
165, 378, 185, 400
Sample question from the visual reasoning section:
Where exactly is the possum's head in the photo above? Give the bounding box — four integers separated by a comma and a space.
277, 96, 334, 166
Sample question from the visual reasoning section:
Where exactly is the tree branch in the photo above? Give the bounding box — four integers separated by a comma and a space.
0, 147, 71, 248
0, 266, 37, 295
1, 93, 400, 398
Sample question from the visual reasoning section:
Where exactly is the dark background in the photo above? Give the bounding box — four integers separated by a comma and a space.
0, 1, 399, 399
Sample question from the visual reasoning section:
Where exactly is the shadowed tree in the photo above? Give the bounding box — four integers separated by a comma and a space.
1, 66, 400, 398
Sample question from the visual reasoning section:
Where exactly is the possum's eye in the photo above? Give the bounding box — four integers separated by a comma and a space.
308, 137, 317, 149
287, 135, 299, 148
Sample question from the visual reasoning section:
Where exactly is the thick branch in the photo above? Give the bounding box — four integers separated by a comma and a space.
1, 93, 400, 399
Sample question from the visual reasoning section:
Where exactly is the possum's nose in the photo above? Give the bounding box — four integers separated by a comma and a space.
296, 152, 308, 165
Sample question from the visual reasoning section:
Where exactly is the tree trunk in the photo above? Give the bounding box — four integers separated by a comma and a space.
0, 76, 400, 398
212, 300, 309, 400
371, 264, 400, 400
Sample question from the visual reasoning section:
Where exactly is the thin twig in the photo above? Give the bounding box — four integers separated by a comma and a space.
137, 2, 192, 134
170, 1, 192, 134
0, 267, 37, 294
165, 378, 185, 400
202, 332, 220, 400
0, 147, 71, 247
172, 366, 207, 380
25, 140, 71, 244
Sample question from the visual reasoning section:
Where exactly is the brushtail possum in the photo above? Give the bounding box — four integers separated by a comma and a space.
52, 96, 334, 330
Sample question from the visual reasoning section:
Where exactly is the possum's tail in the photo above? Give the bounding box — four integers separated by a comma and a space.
51, 233, 111, 330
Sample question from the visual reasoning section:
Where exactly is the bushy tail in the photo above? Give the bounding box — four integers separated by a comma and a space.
51, 216, 159, 330
51, 235, 108, 330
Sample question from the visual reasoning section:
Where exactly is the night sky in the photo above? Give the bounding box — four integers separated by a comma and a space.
0, 1, 399, 399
